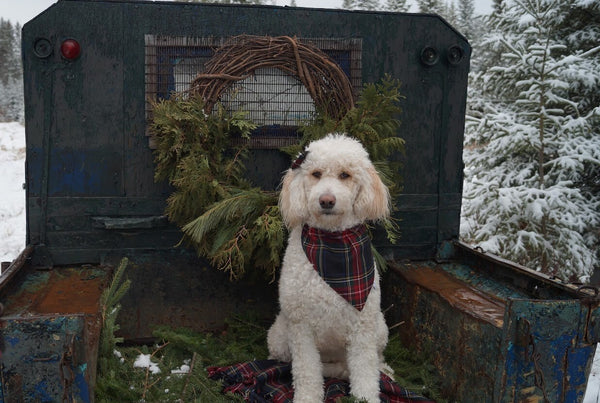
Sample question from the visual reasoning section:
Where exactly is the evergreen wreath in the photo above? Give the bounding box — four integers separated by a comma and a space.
150, 76, 405, 280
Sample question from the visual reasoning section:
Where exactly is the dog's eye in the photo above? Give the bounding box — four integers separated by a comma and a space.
312, 171, 322, 179
339, 172, 351, 180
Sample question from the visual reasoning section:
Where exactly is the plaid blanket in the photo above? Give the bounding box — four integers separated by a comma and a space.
301, 224, 375, 311
207, 359, 436, 403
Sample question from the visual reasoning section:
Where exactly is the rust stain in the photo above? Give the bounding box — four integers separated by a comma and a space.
398, 264, 506, 328
3, 267, 110, 316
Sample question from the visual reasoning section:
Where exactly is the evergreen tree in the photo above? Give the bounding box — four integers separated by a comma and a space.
442, 1, 458, 27
457, 0, 475, 38
355, 0, 380, 10
182, 0, 265, 4
462, 0, 600, 281
342, 0, 356, 9
492, 0, 505, 15
385, 0, 409, 12
416, 0, 443, 14
0, 19, 23, 122
0, 19, 15, 85
342, 0, 381, 11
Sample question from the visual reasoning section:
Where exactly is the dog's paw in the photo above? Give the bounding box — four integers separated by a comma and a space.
350, 378, 381, 403
293, 390, 324, 403
380, 362, 394, 378
350, 392, 380, 403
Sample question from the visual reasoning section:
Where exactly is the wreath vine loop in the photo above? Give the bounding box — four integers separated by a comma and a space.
189, 35, 355, 119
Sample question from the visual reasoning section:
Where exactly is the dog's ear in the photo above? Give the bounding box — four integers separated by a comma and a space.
279, 169, 307, 228
355, 166, 391, 221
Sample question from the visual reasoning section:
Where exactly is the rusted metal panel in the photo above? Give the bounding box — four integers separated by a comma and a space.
1, 315, 92, 402
0, 263, 109, 401
385, 261, 503, 401
585, 305, 600, 344
496, 299, 591, 402
384, 241, 600, 402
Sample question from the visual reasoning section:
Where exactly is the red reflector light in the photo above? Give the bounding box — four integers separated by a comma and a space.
60, 39, 81, 60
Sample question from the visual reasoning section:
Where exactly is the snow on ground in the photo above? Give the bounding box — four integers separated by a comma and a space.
0, 122, 26, 263
586, 351, 600, 403
133, 353, 161, 375
0, 121, 599, 399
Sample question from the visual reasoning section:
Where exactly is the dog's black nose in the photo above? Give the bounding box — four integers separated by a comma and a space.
319, 194, 336, 209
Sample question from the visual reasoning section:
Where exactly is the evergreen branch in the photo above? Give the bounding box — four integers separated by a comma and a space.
181, 189, 275, 244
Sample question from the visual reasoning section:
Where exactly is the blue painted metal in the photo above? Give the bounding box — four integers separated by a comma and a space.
0, 316, 91, 402
384, 240, 600, 402
0, 250, 107, 402
498, 300, 589, 402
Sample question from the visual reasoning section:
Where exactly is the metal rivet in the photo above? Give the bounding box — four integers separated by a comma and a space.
33, 38, 53, 59
420, 46, 438, 66
447, 45, 464, 65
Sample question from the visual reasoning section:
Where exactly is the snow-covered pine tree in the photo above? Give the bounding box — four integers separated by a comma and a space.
553, 2, 600, 254
343, 0, 380, 11
0, 19, 23, 122
442, 1, 458, 27
462, 0, 600, 281
342, 0, 357, 9
491, 0, 505, 15
385, 0, 409, 12
355, 0, 381, 11
457, 0, 475, 39
416, 0, 443, 14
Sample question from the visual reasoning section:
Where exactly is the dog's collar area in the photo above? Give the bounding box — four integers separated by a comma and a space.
302, 224, 366, 239
301, 224, 375, 311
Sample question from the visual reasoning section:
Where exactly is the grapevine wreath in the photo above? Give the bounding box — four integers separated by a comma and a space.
150, 35, 405, 280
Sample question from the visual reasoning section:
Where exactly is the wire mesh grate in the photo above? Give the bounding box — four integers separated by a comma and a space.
145, 35, 362, 148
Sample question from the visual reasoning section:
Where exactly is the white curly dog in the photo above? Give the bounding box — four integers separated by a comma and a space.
267, 133, 392, 403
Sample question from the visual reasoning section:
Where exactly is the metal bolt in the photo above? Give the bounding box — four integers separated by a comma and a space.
447, 45, 464, 65
33, 38, 53, 59
420, 47, 439, 66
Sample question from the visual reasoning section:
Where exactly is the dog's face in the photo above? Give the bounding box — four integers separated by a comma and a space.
280, 134, 390, 231
303, 159, 362, 230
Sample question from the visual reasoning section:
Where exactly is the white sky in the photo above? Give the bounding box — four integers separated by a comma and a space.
2, 0, 494, 26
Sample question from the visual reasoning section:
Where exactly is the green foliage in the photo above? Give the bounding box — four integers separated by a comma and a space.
95, 311, 440, 402
383, 335, 446, 403
181, 189, 282, 279
151, 95, 257, 227
152, 77, 404, 280
94, 315, 270, 402
95, 258, 132, 399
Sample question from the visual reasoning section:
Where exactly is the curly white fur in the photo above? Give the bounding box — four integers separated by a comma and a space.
268, 133, 392, 403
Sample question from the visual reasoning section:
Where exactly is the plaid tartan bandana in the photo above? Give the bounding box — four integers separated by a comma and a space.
301, 224, 375, 311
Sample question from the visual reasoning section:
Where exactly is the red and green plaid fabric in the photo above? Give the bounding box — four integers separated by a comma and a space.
207, 359, 436, 402
301, 224, 375, 311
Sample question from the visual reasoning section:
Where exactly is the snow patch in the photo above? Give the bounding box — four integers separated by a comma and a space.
0, 122, 26, 264
133, 354, 161, 374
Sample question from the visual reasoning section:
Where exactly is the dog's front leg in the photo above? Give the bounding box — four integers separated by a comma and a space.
288, 321, 324, 403
347, 330, 381, 403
